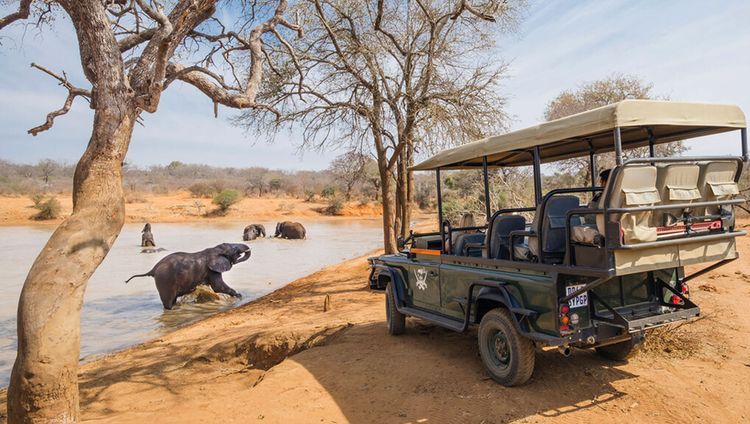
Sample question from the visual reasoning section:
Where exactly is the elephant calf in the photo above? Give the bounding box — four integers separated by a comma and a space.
126, 243, 250, 309
243, 224, 266, 241
273, 221, 306, 239
141, 223, 155, 247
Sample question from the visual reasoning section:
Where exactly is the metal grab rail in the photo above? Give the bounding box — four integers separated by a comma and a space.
616, 231, 746, 250
606, 198, 745, 213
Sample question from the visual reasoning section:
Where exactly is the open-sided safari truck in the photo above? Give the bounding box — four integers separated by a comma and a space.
368, 100, 747, 386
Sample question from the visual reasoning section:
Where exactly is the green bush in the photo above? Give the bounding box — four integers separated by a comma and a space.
321, 185, 336, 199
30, 193, 45, 207
32, 196, 61, 220
212, 189, 240, 214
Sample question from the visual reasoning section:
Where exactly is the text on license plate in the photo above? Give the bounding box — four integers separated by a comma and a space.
566, 285, 588, 308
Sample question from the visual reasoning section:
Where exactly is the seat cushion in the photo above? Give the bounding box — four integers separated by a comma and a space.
513, 243, 531, 261
571, 225, 602, 246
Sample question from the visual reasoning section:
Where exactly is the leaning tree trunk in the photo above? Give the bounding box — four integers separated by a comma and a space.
8, 102, 136, 422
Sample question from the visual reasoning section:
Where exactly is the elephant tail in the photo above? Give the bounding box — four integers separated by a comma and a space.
125, 270, 154, 283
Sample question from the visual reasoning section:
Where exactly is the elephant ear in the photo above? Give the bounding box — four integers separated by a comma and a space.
208, 255, 232, 273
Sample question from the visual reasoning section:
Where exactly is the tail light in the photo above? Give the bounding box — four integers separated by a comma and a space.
681, 282, 690, 298
559, 304, 571, 332
671, 295, 682, 305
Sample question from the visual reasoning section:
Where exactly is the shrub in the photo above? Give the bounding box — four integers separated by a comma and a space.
304, 189, 317, 202
30, 193, 45, 207
323, 196, 344, 216
321, 185, 336, 199
212, 189, 240, 214
189, 182, 215, 198
32, 196, 61, 220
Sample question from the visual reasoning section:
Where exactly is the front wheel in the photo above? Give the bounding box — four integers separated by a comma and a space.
478, 308, 535, 386
385, 282, 406, 335
595, 338, 637, 361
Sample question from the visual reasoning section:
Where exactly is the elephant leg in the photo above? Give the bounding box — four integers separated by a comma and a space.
208, 272, 241, 298
156, 278, 177, 309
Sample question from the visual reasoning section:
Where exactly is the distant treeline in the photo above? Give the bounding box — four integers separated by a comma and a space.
0, 158, 381, 204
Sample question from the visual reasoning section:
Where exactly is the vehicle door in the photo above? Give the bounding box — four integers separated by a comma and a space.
404, 249, 442, 310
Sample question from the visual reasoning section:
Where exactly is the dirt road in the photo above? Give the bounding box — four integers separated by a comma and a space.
2, 230, 750, 423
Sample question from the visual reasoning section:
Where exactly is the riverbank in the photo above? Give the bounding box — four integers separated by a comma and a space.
0, 224, 749, 422
0, 193, 384, 226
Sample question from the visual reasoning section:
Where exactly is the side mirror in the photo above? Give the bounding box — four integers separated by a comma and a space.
397, 236, 406, 250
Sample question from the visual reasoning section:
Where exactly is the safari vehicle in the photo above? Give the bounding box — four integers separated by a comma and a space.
368, 100, 747, 386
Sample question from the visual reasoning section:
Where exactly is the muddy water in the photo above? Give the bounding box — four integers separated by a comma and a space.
0, 220, 382, 386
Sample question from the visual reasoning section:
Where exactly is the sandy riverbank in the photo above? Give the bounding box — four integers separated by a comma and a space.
0, 192, 384, 226
1, 226, 749, 423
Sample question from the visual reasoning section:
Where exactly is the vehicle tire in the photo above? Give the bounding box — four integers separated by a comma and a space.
595, 338, 636, 361
478, 308, 535, 386
385, 282, 406, 335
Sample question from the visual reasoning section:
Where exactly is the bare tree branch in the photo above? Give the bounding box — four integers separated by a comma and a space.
27, 62, 91, 136
0, 0, 32, 30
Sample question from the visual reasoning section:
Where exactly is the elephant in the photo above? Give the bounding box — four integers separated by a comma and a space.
125, 243, 250, 310
243, 224, 266, 241
141, 223, 155, 247
274, 221, 306, 239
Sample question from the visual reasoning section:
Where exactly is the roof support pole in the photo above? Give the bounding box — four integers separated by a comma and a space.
614, 127, 623, 166
533, 146, 542, 206
741, 128, 748, 163
436, 168, 445, 253
647, 128, 656, 158
587, 139, 596, 188
482, 156, 491, 222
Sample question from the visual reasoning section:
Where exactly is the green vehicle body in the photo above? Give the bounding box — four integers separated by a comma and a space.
369, 250, 687, 348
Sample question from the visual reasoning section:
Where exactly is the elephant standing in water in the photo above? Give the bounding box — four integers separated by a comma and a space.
126, 243, 250, 309
243, 224, 266, 241
274, 221, 306, 239
141, 223, 155, 247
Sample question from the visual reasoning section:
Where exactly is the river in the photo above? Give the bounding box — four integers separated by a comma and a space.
0, 220, 382, 386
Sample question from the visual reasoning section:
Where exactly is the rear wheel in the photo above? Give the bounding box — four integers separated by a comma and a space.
478, 308, 535, 386
385, 282, 406, 335
596, 338, 637, 361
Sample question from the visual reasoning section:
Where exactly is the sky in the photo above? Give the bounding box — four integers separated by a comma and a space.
1, 0, 749, 170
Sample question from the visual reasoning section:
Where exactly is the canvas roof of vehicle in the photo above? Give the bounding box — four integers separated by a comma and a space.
412, 100, 746, 170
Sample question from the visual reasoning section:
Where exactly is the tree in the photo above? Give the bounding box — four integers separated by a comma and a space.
0, 1, 300, 421
36, 159, 59, 186
240, 0, 521, 253
544, 74, 687, 185
329, 151, 367, 200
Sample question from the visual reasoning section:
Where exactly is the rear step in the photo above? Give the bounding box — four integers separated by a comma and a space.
589, 281, 701, 333
593, 304, 700, 333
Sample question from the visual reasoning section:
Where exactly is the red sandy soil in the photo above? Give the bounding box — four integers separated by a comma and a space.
0, 192, 383, 226
1, 223, 749, 423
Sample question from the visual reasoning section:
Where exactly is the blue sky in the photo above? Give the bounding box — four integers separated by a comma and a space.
1, 0, 749, 170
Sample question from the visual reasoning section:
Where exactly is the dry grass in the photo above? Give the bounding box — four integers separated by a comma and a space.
638, 313, 727, 360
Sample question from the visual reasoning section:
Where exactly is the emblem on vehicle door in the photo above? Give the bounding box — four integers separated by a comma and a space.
415, 268, 428, 290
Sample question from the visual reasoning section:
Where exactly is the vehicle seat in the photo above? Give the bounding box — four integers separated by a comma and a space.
696, 161, 739, 216
654, 163, 700, 226
596, 164, 660, 244
453, 233, 485, 257
515, 195, 580, 264
487, 215, 526, 259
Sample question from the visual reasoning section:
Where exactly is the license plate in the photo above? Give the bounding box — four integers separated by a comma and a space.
566, 285, 588, 308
